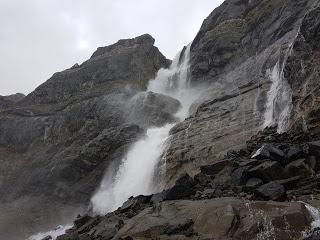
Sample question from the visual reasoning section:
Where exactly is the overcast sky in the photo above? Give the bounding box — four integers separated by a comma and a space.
0, 0, 224, 96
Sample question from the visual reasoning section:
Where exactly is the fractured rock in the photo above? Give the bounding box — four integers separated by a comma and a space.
255, 181, 286, 201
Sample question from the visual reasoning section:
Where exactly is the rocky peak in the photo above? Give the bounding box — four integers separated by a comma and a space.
91, 34, 155, 59
24, 34, 169, 105
0, 93, 25, 110
190, 0, 317, 83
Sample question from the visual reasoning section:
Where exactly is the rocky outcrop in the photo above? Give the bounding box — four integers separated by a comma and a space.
161, 0, 320, 187
59, 199, 311, 240
0, 34, 170, 240
0, 93, 25, 110
127, 91, 181, 128
54, 127, 320, 240
3, 1, 320, 239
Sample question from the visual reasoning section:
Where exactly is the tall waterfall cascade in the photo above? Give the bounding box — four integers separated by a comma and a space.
263, 51, 293, 133
91, 45, 202, 214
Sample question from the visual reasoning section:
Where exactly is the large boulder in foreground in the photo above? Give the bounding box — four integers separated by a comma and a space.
58, 198, 313, 240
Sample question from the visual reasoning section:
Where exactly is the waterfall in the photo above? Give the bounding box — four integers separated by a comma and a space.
263, 56, 293, 133
303, 203, 320, 237
27, 224, 72, 240
91, 44, 202, 214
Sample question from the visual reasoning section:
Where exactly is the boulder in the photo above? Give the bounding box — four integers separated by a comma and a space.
255, 181, 286, 201
284, 159, 314, 177
231, 167, 248, 185
248, 161, 285, 182
115, 198, 311, 240
161, 218, 195, 237
251, 144, 285, 163
276, 176, 301, 190
287, 145, 306, 161
165, 174, 195, 200
200, 160, 230, 176
118, 195, 151, 218
245, 178, 263, 191
308, 141, 320, 156
306, 155, 320, 172
194, 172, 213, 186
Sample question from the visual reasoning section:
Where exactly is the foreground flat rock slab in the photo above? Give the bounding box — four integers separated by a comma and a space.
114, 198, 311, 240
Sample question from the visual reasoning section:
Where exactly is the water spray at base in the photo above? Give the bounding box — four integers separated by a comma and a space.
91, 44, 203, 214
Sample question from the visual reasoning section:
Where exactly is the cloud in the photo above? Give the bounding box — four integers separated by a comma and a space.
0, 0, 224, 95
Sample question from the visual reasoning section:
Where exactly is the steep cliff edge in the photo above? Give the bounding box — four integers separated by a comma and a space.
0, 34, 171, 240
162, 0, 320, 187
54, 1, 320, 239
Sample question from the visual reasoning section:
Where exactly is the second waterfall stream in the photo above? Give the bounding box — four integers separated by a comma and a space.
91, 45, 202, 214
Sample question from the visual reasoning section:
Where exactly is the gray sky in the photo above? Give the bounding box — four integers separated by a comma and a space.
0, 0, 224, 96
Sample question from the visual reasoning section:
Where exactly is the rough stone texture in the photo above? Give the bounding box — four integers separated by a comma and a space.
161, 0, 320, 187
284, 4, 320, 134
0, 93, 25, 110
3, 1, 320, 239
127, 91, 181, 128
58, 198, 313, 240
0, 34, 170, 240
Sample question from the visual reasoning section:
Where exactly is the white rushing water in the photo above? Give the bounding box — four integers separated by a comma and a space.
91, 44, 203, 214
27, 224, 72, 240
263, 60, 293, 133
304, 203, 320, 234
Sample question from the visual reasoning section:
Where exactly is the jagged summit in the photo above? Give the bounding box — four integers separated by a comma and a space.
91, 34, 156, 59
23, 33, 169, 105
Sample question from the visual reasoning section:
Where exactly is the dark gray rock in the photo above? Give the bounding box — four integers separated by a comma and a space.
245, 178, 263, 190
251, 144, 285, 163
287, 145, 306, 161
161, 0, 318, 187
255, 181, 286, 201
306, 155, 320, 172
0, 34, 170, 239
248, 161, 285, 182
194, 172, 212, 186
276, 176, 301, 190
127, 91, 181, 128
200, 160, 230, 176
74, 215, 92, 229
164, 174, 195, 200
284, 159, 314, 177
308, 141, 320, 156
231, 167, 248, 186
0, 93, 25, 110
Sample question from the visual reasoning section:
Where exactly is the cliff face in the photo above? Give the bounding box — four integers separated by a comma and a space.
2, 1, 320, 240
0, 34, 171, 239
162, 0, 320, 187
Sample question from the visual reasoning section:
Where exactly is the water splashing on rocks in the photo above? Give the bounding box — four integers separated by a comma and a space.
27, 224, 72, 240
91, 45, 203, 214
303, 203, 320, 238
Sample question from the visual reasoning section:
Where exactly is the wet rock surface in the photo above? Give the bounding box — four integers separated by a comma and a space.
3, 0, 320, 239
54, 126, 320, 239
161, 0, 320, 188
0, 34, 170, 239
